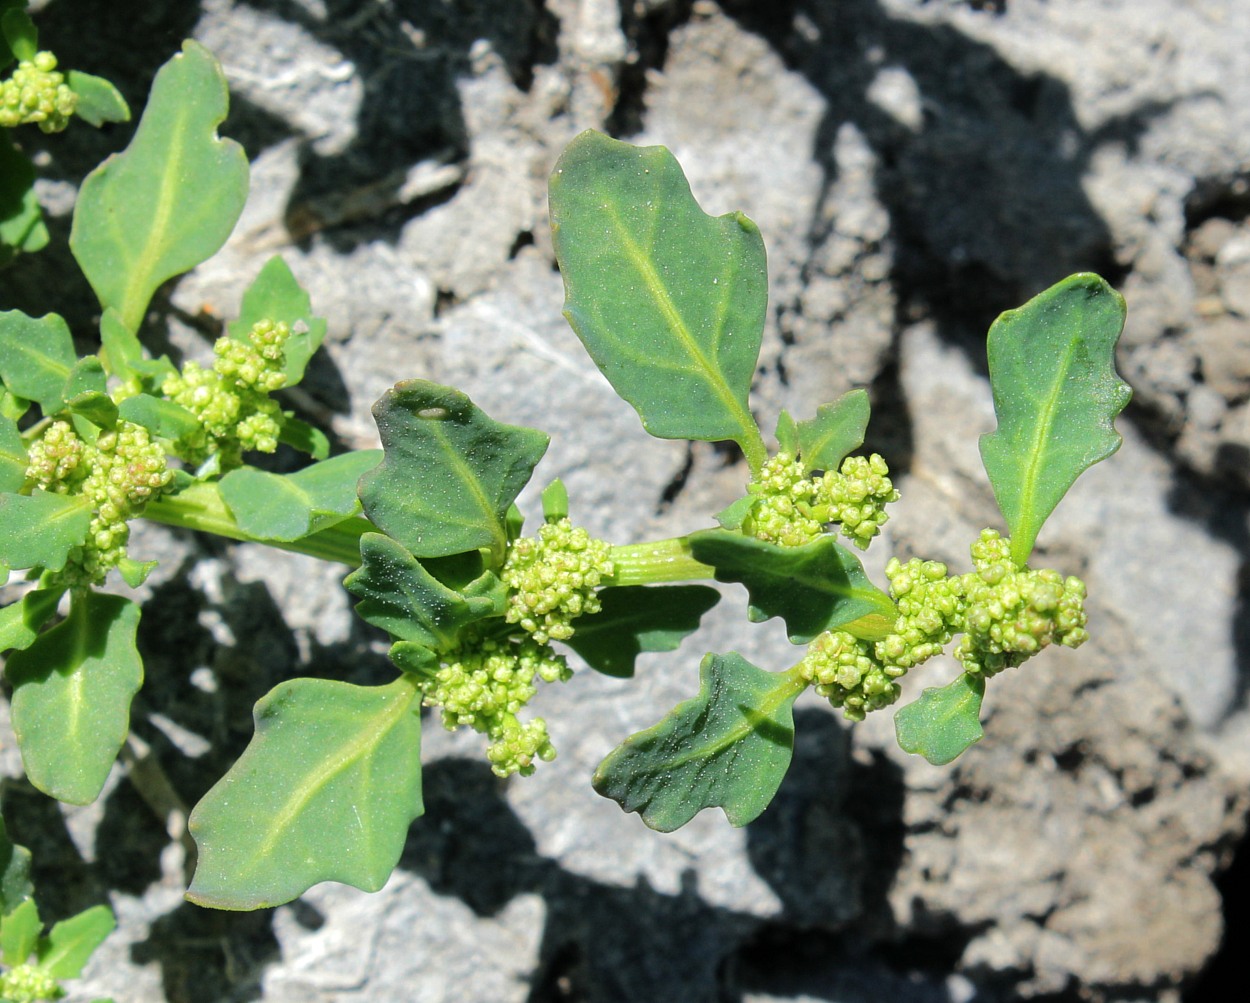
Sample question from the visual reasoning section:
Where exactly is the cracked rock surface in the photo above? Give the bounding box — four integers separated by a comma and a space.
1, 1, 1248, 1001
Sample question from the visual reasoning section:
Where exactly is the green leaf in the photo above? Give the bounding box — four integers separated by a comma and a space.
894, 672, 985, 765
37, 904, 115, 979
0, 492, 91, 572
116, 393, 202, 441
688, 529, 896, 644
227, 256, 327, 386
714, 494, 755, 532
6, 591, 144, 805
0, 897, 39, 966
0, 131, 47, 265
70, 41, 248, 334
0, 8, 35, 63
278, 415, 330, 461
0, 413, 26, 491
62, 356, 113, 428
116, 556, 158, 588
566, 585, 720, 678
979, 273, 1132, 566
218, 450, 382, 543
186, 675, 423, 910
549, 130, 769, 471
593, 652, 802, 831
358, 380, 548, 561
541, 478, 568, 523
0, 817, 34, 916
344, 532, 497, 648
774, 410, 799, 455
0, 310, 75, 415
98, 309, 143, 381
65, 70, 130, 127
388, 640, 438, 675
796, 388, 870, 471
0, 587, 62, 653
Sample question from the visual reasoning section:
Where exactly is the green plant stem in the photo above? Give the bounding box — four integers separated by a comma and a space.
606, 535, 715, 586
143, 482, 369, 566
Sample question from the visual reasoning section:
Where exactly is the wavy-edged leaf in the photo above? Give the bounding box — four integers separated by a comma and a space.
688, 529, 896, 644
6, 591, 143, 804
0, 816, 33, 915
796, 389, 870, 471
0, 413, 26, 491
344, 532, 497, 648
0, 310, 74, 415
186, 675, 423, 910
0, 587, 62, 653
116, 393, 202, 441
0, 492, 91, 572
566, 584, 720, 678
228, 255, 327, 386
65, 70, 130, 127
593, 652, 802, 831
979, 273, 1132, 566
894, 672, 985, 765
38, 904, 115, 979
549, 130, 768, 470
0, 130, 47, 265
70, 41, 248, 333
359, 380, 548, 560
219, 450, 381, 543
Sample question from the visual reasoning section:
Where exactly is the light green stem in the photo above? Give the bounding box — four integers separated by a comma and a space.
606, 536, 715, 586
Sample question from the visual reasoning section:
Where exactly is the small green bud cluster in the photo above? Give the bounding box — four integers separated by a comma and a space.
0, 962, 62, 1002
25, 419, 173, 587
800, 528, 1089, 719
161, 320, 290, 469
744, 452, 899, 550
501, 518, 614, 643
419, 633, 572, 777
0, 51, 77, 132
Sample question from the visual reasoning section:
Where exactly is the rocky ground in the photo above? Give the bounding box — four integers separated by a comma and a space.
2, 1, 1248, 1001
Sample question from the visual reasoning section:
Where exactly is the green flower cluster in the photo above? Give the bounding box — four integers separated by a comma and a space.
743, 451, 899, 550
0, 962, 61, 1002
799, 528, 1089, 719
161, 319, 290, 470
0, 51, 77, 132
419, 634, 572, 777
501, 517, 614, 643
25, 419, 173, 587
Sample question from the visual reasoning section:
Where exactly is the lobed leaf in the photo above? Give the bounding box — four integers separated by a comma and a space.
70, 41, 248, 333
358, 380, 548, 560
795, 388, 870, 471
549, 130, 769, 471
0, 817, 33, 916
219, 449, 382, 543
894, 672, 985, 765
688, 529, 896, 644
344, 532, 497, 649
566, 584, 720, 678
6, 591, 144, 804
979, 273, 1132, 566
37, 905, 115, 979
0, 310, 75, 415
186, 675, 423, 910
593, 652, 802, 831
227, 255, 327, 386
0, 492, 91, 572
0, 131, 47, 265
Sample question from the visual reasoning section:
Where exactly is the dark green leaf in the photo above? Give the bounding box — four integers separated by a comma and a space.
0, 413, 26, 491
6, 591, 144, 804
0, 492, 91, 572
0, 816, 34, 915
65, 70, 130, 126
358, 380, 548, 560
388, 641, 438, 675
37, 904, 115, 979
0, 898, 38, 966
0, 587, 62, 653
344, 532, 496, 648
797, 389, 870, 471
0, 131, 47, 265
593, 652, 802, 831
277, 415, 330, 460
70, 41, 248, 333
116, 393, 202, 441
979, 273, 1132, 566
0, 310, 75, 415
549, 131, 769, 471
186, 675, 423, 910
566, 585, 720, 678
218, 450, 382, 543
227, 255, 327, 386
894, 672, 985, 765
688, 529, 896, 644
